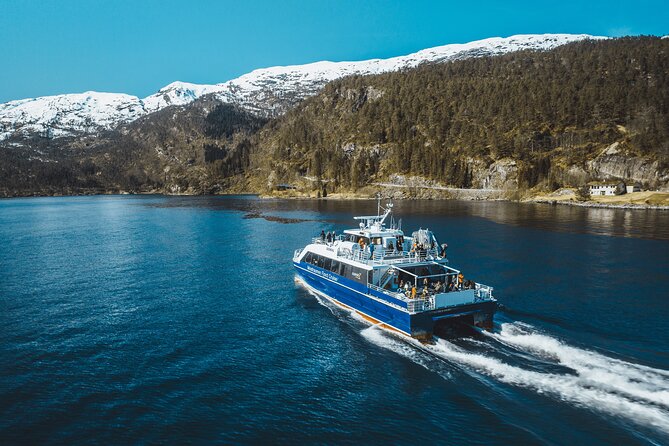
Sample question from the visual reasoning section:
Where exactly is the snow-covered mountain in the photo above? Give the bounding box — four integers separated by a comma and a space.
0, 34, 603, 142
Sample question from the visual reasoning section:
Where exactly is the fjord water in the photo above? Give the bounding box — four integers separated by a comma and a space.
1, 196, 668, 445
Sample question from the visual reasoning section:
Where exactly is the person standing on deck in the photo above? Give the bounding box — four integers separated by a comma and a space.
458, 272, 464, 290
411, 285, 417, 299
320, 230, 326, 242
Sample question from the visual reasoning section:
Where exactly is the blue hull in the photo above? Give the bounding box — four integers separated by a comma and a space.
294, 261, 412, 335
294, 261, 497, 338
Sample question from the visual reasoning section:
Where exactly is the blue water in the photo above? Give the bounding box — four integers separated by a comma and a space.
1, 195, 668, 445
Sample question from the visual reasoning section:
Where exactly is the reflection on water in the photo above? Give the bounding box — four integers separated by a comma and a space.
145, 196, 669, 241
463, 201, 669, 241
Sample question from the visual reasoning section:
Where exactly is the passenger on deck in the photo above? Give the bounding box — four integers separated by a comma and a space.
458, 273, 464, 290
423, 277, 429, 288
331, 231, 336, 242
440, 243, 448, 257
421, 287, 428, 298
320, 230, 326, 242
434, 281, 442, 293
411, 286, 417, 299
326, 231, 332, 243
388, 241, 394, 252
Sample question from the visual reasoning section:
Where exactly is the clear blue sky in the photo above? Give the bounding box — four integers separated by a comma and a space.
1, 0, 667, 103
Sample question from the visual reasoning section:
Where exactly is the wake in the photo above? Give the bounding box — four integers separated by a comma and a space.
297, 276, 669, 435
486, 323, 669, 408
363, 322, 669, 436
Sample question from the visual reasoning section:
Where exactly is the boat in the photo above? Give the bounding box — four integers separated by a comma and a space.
292, 200, 497, 341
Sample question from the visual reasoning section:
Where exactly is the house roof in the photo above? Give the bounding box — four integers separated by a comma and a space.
587, 180, 625, 187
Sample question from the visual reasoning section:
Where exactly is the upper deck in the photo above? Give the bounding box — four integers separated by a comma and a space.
304, 201, 445, 265
304, 236, 440, 265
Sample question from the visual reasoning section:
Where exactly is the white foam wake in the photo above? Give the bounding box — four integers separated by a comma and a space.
362, 324, 669, 435
486, 323, 669, 408
428, 338, 669, 435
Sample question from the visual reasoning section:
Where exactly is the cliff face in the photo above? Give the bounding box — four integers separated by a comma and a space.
587, 144, 669, 189
472, 158, 519, 190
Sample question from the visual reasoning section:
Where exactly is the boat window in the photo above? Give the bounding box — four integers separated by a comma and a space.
303, 252, 313, 264
330, 260, 340, 273
322, 257, 332, 271
338, 263, 367, 285
341, 263, 351, 280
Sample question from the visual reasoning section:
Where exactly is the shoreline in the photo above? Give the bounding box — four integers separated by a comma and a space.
526, 198, 669, 211
3, 188, 669, 211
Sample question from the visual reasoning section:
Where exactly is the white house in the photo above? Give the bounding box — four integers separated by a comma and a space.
589, 181, 626, 196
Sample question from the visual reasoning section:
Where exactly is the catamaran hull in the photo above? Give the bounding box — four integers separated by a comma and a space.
294, 261, 496, 339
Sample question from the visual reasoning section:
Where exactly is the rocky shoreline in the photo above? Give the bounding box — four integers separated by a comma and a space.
529, 198, 669, 210
3, 186, 669, 211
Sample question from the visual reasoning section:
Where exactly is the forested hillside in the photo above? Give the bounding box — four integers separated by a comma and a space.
252, 37, 669, 193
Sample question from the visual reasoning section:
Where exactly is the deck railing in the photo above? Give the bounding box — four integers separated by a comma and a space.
406, 297, 435, 313
370, 248, 439, 265
367, 283, 435, 313
304, 239, 443, 266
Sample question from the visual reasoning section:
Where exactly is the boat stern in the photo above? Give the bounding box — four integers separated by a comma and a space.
408, 287, 497, 340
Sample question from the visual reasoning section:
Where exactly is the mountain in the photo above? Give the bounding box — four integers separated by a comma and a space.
249, 37, 669, 194
4, 35, 666, 199
0, 34, 600, 143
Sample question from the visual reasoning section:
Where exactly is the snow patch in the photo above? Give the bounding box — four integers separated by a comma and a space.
1, 33, 604, 142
